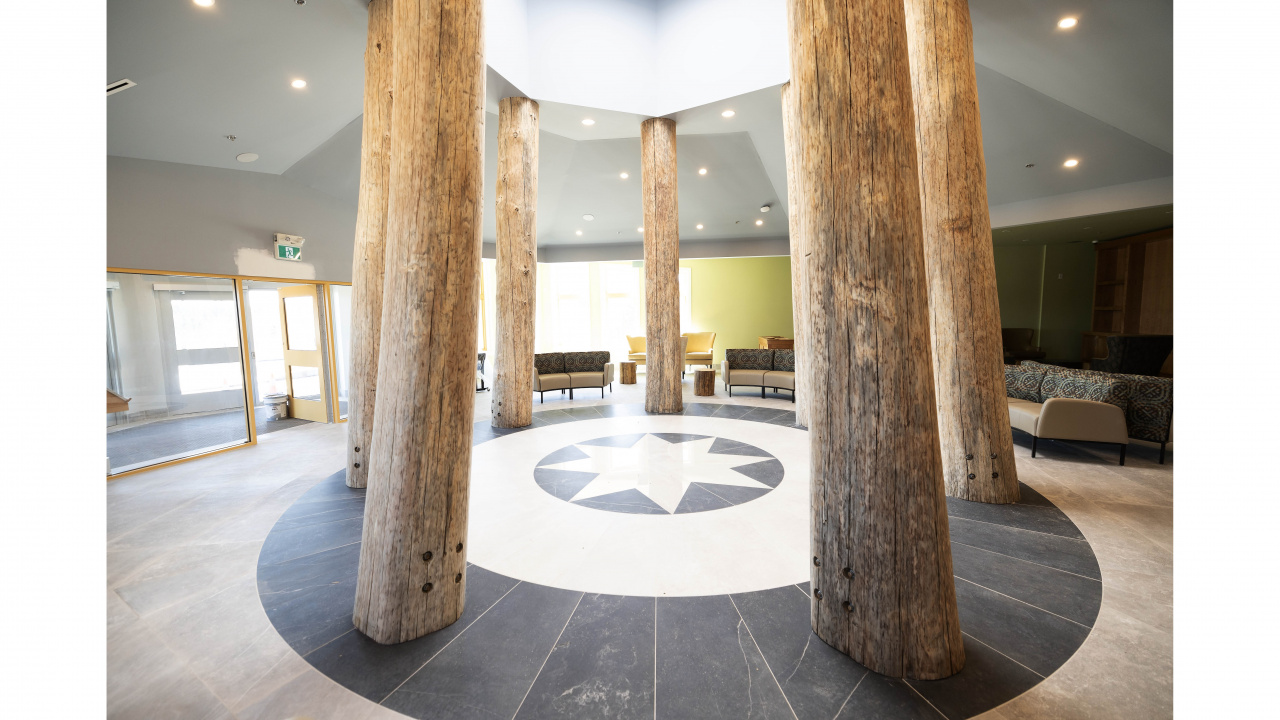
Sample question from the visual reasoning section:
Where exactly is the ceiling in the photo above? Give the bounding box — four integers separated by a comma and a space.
107, 0, 1173, 248
991, 204, 1173, 247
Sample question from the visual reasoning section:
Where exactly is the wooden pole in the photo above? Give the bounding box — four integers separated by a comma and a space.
904, 0, 1019, 504
345, 0, 394, 489
787, 0, 964, 679
491, 97, 538, 429
352, 0, 485, 645
781, 82, 811, 429
640, 117, 683, 414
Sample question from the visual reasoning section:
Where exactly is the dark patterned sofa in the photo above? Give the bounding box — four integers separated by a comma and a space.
721, 349, 795, 400
1005, 361, 1173, 464
533, 351, 614, 402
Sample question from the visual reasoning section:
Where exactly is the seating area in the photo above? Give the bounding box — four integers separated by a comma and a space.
626, 331, 717, 372
1005, 360, 1174, 464
532, 351, 615, 402
721, 348, 796, 400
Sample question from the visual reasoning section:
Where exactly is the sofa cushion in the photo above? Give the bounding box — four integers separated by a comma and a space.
773, 349, 795, 372
569, 371, 606, 388
534, 352, 564, 375
725, 348, 773, 371
730, 369, 768, 387
683, 331, 716, 353
1039, 366, 1130, 411
1122, 374, 1173, 443
1005, 398, 1042, 435
764, 370, 795, 390
1004, 363, 1047, 402
564, 350, 610, 373
537, 373, 571, 391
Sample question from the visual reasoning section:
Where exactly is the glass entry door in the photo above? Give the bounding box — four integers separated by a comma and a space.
155, 288, 245, 416
278, 285, 328, 422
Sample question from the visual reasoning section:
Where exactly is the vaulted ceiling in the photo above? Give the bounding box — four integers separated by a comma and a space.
107, 0, 1173, 248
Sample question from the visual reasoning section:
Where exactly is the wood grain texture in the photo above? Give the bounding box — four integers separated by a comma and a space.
787, 0, 964, 679
352, 0, 485, 645
781, 82, 812, 429
693, 368, 715, 396
904, 0, 1019, 504
641, 117, 683, 414
620, 361, 637, 384
345, 0, 394, 489
491, 96, 538, 429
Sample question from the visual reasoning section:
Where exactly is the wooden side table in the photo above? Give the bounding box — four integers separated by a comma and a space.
694, 368, 716, 396
620, 361, 637, 384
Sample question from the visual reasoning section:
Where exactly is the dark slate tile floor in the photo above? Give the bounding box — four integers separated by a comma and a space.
257, 406, 1101, 720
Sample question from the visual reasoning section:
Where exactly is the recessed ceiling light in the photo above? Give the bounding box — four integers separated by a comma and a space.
760, 205, 771, 213
1063, 158, 1079, 168
755, 219, 764, 226
582, 118, 595, 126
698, 168, 708, 175
583, 214, 594, 221
237, 153, 259, 163
291, 79, 307, 89
619, 172, 628, 179
721, 110, 735, 118
1058, 17, 1078, 29
696, 224, 704, 230
637, 227, 644, 233
575, 230, 583, 236
194, 0, 214, 6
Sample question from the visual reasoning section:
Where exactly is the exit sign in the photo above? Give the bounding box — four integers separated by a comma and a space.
274, 233, 305, 262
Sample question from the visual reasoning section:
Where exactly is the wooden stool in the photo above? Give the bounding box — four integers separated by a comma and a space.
694, 368, 716, 396
620, 361, 637, 384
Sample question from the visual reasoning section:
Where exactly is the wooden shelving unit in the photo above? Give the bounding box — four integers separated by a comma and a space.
1083, 228, 1174, 369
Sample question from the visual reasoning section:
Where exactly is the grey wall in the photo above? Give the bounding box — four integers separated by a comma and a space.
109, 156, 358, 281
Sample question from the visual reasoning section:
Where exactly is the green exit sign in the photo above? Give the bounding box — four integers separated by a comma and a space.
276, 244, 303, 261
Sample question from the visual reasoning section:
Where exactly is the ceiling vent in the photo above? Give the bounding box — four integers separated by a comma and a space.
107, 79, 137, 96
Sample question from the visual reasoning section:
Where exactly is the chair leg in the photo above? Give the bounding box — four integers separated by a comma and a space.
1031, 436, 1038, 458
1119, 444, 1127, 466
569, 388, 574, 400
540, 392, 544, 404
728, 385, 732, 397
1159, 442, 1166, 464
761, 387, 765, 399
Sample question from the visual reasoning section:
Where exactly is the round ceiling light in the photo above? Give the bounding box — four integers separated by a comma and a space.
581, 118, 595, 126
755, 219, 764, 226
637, 227, 644, 233
291, 79, 307, 89
721, 110, 735, 118
759, 205, 771, 213
1058, 17, 1078, 29
619, 172, 629, 179
1063, 158, 1079, 168
575, 230, 583, 236
696, 224, 704, 230
194, 0, 215, 6
698, 168, 708, 175
583, 214, 595, 221
237, 153, 259, 163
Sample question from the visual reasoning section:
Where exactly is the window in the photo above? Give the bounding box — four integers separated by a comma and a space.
178, 362, 244, 394
171, 299, 239, 350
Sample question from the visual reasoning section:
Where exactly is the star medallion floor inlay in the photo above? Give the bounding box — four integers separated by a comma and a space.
534, 433, 783, 514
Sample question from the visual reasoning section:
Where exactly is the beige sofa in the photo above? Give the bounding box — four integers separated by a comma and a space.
1004, 363, 1130, 464
721, 348, 795, 400
533, 351, 615, 402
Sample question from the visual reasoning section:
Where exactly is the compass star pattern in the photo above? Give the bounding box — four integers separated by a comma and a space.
532, 433, 785, 515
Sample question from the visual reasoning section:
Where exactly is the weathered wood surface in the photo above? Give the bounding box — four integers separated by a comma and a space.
353, 0, 485, 645
905, 0, 1018, 504
346, 0, 394, 489
620, 361, 637, 384
640, 117, 683, 414
491, 96, 539, 429
693, 369, 715, 396
781, 82, 811, 429
787, 0, 965, 679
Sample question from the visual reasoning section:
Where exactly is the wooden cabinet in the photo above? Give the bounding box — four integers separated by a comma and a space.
1084, 228, 1173, 370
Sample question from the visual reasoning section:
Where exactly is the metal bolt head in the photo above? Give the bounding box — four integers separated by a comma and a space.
422, 551, 433, 562
990, 453, 997, 459
968, 473, 976, 480
812, 556, 821, 567
992, 472, 999, 479
965, 454, 974, 460
455, 573, 462, 583
842, 600, 853, 613
455, 543, 464, 553
421, 582, 433, 593
842, 567, 853, 580
355, 446, 361, 453
354, 462, 360, 468
814, 588, 823, 600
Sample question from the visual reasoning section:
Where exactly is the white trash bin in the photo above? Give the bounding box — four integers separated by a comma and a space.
264, 394, 289, 421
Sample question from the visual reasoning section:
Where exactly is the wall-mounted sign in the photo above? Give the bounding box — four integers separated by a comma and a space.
274, 233, 306, 262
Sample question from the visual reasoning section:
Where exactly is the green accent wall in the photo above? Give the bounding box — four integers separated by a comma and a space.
993, 243, 1096, 362
681, 256, 794, 366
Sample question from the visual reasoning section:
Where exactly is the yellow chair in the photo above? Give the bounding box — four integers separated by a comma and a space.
626, 335, 646, 365
682, 331, 716, 369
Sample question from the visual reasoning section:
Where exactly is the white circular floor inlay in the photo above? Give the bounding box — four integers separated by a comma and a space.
468, 415, 810, 597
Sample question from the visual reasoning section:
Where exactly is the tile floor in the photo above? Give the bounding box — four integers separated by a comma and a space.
106, 380, 1173, 719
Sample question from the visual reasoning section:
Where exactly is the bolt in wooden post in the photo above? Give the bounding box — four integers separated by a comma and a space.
492, 96, 539, 429
352, 0, 485, 645
904, 0, 1019, 503
787, 0, 965, 679
345, 0, 394, 489
641, 117, 683, 414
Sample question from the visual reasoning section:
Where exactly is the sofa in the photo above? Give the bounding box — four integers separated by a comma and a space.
721, 348, 795, 400
1005, 361, 1173, 464
533, 351, 615, 402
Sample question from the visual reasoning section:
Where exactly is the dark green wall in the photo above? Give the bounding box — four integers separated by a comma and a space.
993, 243, 1096, 362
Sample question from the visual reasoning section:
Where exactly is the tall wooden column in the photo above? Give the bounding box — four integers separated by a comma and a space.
352, 0, 485, 645
491, 97, 538, 429
787, 0, 964, 679
345, 0, 394, 489
781, 82, 811, 429
904, 0, 1019, 504
640, 117, 682, 414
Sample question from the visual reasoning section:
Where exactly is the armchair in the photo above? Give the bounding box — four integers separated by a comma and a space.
626, 335, 646, 365
682, 331, 716, 369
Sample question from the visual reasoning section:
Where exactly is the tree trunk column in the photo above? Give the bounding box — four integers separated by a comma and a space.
345, 0, 394, 489
640, 117, 682, 414
352, 0, 485, 645
787, 0, 964, 680
781, 82, 811, 429
492, 96, 538, 429
904, 0, 1019, 504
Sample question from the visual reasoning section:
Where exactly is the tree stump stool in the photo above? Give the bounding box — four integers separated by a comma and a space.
694, 369, 716, 396
620, 361, 637, 385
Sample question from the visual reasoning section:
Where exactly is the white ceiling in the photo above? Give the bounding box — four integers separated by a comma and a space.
107, 0, 1173, 247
